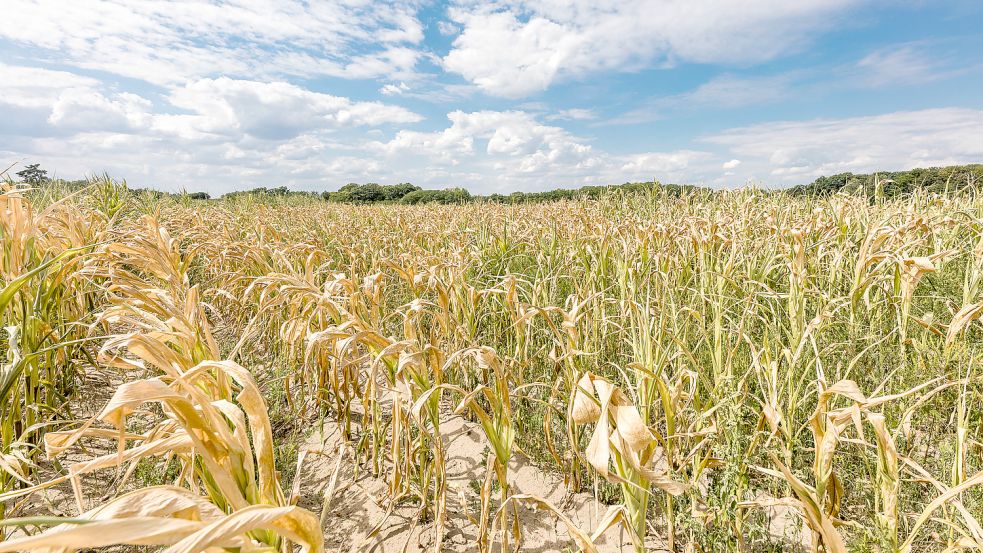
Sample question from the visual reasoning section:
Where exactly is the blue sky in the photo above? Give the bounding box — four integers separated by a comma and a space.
2, 1, 982, 195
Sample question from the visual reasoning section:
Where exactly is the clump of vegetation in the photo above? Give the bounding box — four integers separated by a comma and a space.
322, 182, 421, 203
399, 186, 472, 204
221, 185, 320, 201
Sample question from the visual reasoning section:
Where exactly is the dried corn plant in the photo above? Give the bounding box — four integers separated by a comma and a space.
3, 184, 983, 553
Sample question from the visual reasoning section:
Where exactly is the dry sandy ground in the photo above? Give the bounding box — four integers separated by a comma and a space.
295, 413, 673, 553
294, 409, 812, 552
5, 367, 809, 552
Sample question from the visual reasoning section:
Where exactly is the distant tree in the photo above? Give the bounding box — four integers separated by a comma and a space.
324, 182, 421, 203
349, 183, 386, 203
188, 192, 210, 200
400, 187, 473, 204
397, 189, 430, 204
16, 163, 48, 185
326, 183, 359, 202
446, 187, 472, 203
383, 182, 420, 201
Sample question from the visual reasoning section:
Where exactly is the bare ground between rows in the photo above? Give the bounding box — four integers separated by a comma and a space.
294, 409, 811, 552
295, 412, 669, 552
5, 366, 810, 552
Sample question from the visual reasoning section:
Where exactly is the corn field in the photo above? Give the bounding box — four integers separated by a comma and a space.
1, 178, 982, 552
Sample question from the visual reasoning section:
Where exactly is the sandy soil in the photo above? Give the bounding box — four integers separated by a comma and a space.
4, 366, 809, 552
297, 412, 676, 553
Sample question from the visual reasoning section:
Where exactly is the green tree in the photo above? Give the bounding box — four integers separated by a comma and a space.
383, 183, 420, 201
325, 183, 359, 202
349, 183, 385, 202
16, 164, 48, 185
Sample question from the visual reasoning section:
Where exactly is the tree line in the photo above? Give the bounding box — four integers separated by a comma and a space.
7, 163, 983, 204
313, 180, 700, 204
785, 164, 983, 197
225, 181, 690, 204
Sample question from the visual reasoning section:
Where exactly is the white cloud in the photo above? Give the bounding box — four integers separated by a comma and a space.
380, 82, 410, 95
377, 110, 594, 167
0, 64, 156, 134
0, 63, 100, 108
620, 151, 712, 176
854, 43, 951, 87
443, 0, 858, 97
0, 65, 428, 193
1, 63, 422, 142
373, 109, 712, 190
605, 40, 962, 127
437, 20, 461, 36
49, 90, 153, 132
1, 1, 426, 85
548, 108, 596, 121
681, 74, 795, 108
154, 77, 422, 140
704, 108, 983, 183
15, 104, 982, 195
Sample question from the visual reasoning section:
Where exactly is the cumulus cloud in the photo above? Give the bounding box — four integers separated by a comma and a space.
377, 110, 595, 169
155, 77, 422, 141
10, 101, 983, 194
49, 90, 153, 132
1, 63, 422, 142
371, 109, 713, 190
443, 0, 858, 97
0, 66, 428, 194
0, 64, 157, 135
0, 64, 101, 108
